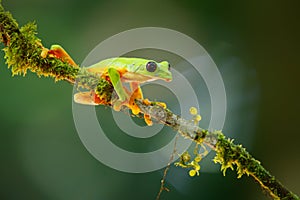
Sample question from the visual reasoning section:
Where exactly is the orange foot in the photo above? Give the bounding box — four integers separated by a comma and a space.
128, 86, 142, 115
142, 99, 153, 126
41, 45, 77, 66
128, 94, 153, 126
144, 114, 153, 126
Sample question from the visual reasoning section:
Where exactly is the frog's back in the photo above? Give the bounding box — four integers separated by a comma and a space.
86, 57, 149, 74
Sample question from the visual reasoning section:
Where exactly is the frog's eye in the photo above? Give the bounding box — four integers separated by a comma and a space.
168, 63, 171, 71
146, 61, 157, 72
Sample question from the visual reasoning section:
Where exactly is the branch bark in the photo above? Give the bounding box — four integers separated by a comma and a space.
0, 3, 298, 200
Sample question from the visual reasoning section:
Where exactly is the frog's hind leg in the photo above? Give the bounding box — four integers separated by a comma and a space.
74, 91, 98, 105
42, 44, 77, 66
129, 82, 154, 126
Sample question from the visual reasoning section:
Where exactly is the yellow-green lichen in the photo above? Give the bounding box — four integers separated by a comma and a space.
213, 134, 253, 178
175, 143, 208, 177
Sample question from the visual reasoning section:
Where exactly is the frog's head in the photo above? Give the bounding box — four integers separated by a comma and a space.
134, 60, 172, 82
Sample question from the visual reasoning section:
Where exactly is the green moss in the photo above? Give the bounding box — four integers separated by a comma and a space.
95, 78, 114, 103
2, 21, 79, 81
213, 133, 251, 177
1, 3, 113, 104
213, 132, 299, 199
0, 4, 19, 38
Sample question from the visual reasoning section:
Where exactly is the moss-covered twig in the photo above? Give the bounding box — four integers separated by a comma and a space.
0, 3, 298, 200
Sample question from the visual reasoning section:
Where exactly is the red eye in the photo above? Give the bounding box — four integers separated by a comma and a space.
146, 61, 157, 72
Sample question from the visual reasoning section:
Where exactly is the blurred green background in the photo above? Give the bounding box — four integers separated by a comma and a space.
0, 0, 299, 199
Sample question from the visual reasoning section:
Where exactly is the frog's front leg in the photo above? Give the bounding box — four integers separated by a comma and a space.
107, 68, 130, 111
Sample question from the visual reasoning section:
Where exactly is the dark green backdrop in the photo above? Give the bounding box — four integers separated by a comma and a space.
0, 0, 299, 199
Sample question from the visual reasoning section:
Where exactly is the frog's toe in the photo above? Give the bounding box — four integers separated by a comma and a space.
128, 96, 141, 115
41, 47, 49, 58
144, 114, 153, 126
112, 100, 124, 111
129, 104, 140, 115
143, 98, 152, 105
156, 102, 167, 109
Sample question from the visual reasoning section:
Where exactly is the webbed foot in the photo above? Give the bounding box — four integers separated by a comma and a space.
41, 44, 77, 66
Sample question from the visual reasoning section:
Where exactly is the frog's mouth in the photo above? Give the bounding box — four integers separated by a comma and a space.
160, 74, 172, 82
122, 72, 152, 82
122, 71, 172, 83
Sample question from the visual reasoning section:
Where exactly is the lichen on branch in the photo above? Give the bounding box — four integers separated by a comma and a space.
0, 3, 298, 200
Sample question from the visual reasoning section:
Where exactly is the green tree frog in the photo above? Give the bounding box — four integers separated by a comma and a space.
44, 45, 173, 125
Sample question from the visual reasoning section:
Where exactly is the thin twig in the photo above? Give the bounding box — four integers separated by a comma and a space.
156, 135, 179, 200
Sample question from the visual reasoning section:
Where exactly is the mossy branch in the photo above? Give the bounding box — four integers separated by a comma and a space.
0, 3, 298, 200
